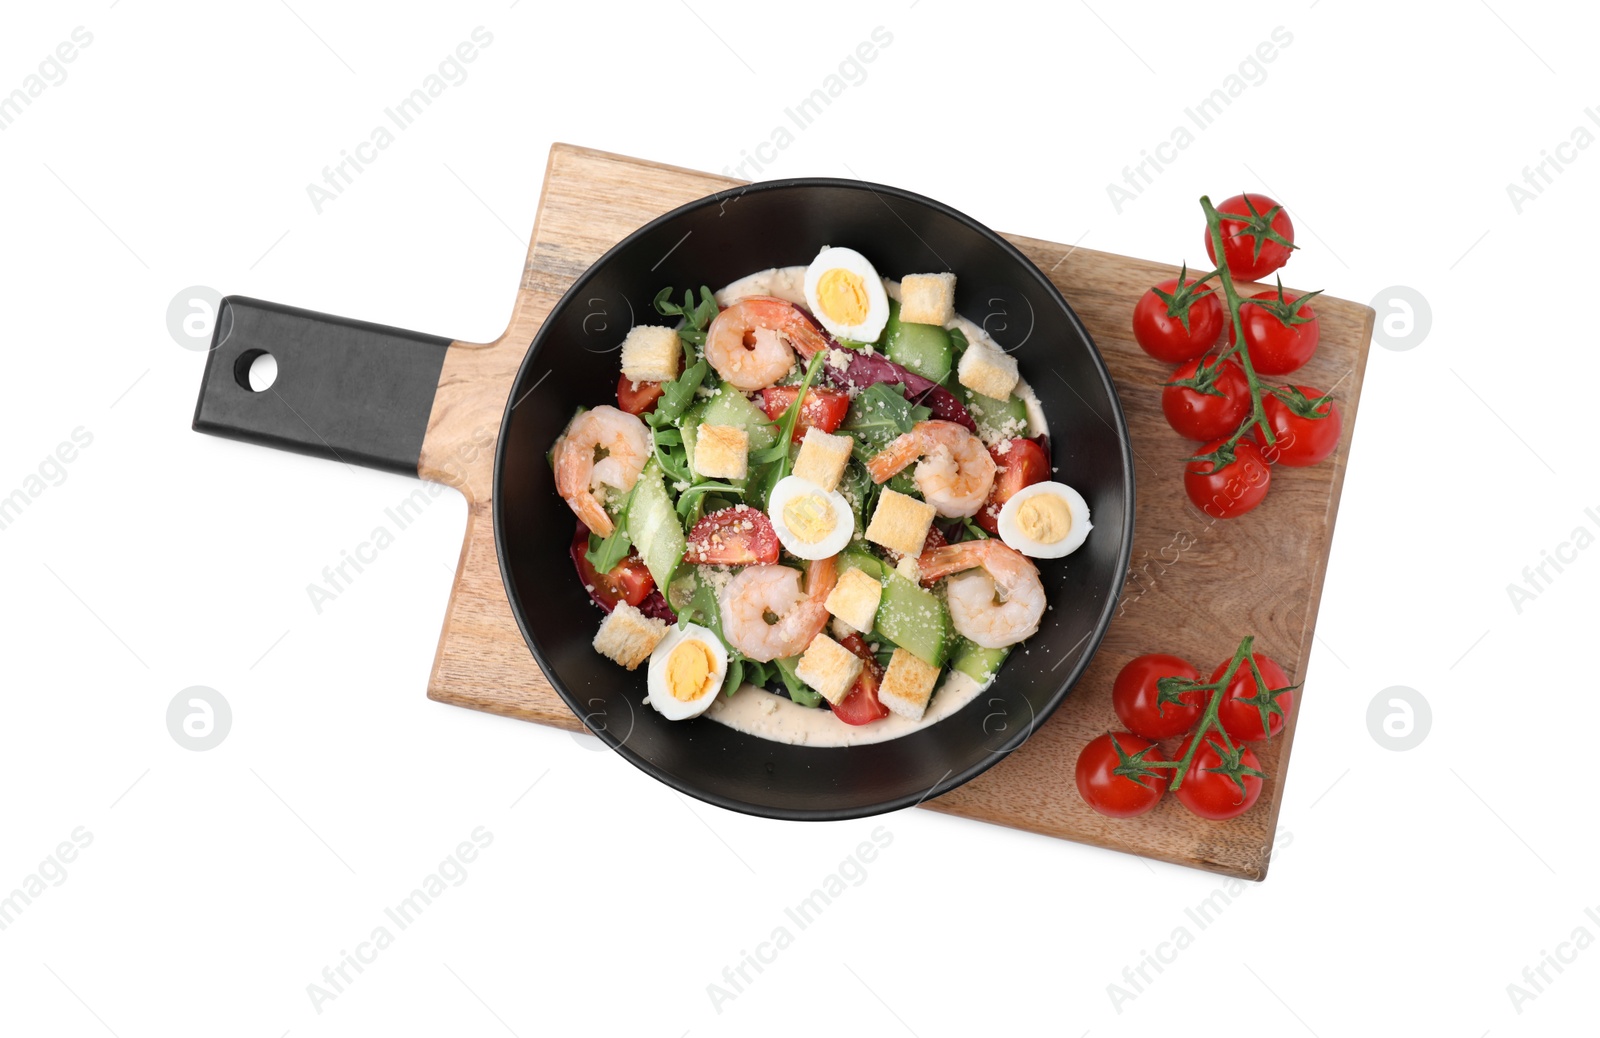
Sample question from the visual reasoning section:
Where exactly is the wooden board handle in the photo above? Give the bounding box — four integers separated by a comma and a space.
191, 296, 453, 476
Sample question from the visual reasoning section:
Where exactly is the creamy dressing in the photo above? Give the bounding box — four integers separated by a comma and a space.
706, 668, 988, 746
691, 265, 1043, 748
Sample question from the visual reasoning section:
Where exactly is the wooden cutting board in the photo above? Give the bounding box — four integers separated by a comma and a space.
419, 144, 1372, 880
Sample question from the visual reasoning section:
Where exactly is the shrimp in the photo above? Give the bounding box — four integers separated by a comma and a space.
703, 296, 832, 391
866, 420, 997, 518
917, 539, 1045, 649
553, 404, 649, 537
718, 556, 838, 663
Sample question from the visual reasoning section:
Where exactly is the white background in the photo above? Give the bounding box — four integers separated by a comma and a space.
2, 0, 1595, 1034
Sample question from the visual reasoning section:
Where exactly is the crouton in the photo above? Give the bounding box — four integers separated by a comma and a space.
878, 647, 941, 720
825, 566, 884, 633
693, 424, 749, 480
592, 603, 668, 671
865, 488, 937, 557
957, 343, 1020, 401
899, 272, 956, 326
792, 427, 854, 493
619, 325, 682, 384
795, 633, 864, 706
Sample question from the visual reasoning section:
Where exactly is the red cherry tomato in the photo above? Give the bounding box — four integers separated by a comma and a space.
616, 374, 666, 416
570, 523, 655, 610
976, 437, 1051, 534
1238, 291, 1320, 376
683, 506, 781, 566
1075, 732, 1167, 818
1212, 652, 1294, 742
830, 633, 890, 726
1162, 357, 1251, 442
1112, 653, 1206, 740
760, 385, 851, 441
1254, 386, 1342, 467
1132, 276, 1224, 364
1173, 732, 1264, 820
1183, 438, 1271, 520
1204, 193, 1294, 283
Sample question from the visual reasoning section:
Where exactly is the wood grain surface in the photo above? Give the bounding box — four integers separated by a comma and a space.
417, 144, 1373, 879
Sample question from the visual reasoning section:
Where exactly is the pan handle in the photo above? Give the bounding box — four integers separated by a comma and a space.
192, 296, 451, 476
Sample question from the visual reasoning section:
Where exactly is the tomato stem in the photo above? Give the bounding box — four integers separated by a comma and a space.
1199, 196, 1275, 452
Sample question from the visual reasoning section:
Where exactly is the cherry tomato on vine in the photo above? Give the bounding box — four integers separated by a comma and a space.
1173, 732, 1264, 821
1254, 386, 1342, 467
1212, 652, 1294, 742
977, 437, 1051, 534
1162, 357, 1251, 442
1204, 193, 1294, 283
1183, 438, 1271, 519
1075, 732, 1167, 818
1238, 290, 1321, 376
1132, 275, 1224, 364
1112, 654, 1206, 740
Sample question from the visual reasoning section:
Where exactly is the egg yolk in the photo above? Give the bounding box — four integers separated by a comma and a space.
665, 639, 717, 701
782, 492, 837, 544
1016, 494, 1072, 545
816, 268, 869, 326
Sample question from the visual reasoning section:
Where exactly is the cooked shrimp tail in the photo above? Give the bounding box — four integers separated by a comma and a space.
553, 405, 650, 537
866, 420, 996, 518
704, 296, 833, 391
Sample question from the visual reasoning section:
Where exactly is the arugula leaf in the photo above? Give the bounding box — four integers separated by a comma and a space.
839, 460, 878, 537
584, 485, 636, 571
841, 382, 932, 463
677, 571, 724, 636
646, 358, 709, 429
653, 286, 720, 348
721, 657, 744, 697
651, 428, 692, 485
773, 656, 823, 708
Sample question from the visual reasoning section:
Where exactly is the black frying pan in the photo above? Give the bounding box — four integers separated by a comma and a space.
194, 178, 1135, 820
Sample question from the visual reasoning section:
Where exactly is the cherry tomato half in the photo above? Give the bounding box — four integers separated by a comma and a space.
1132, 277, 1224, 364
1254, 386, 1342, 467
1112, 653, 1206, 740
1212, 652, 1293, 742
570, 523, 655, 610
616, 373, 666, 416
830, 633, 890, 726
760, 385, 850, 441
1076, 732, 1167, 818
1162, 357, 1251, 442
683, 506, 781, 566
977, 437, 1051, 534
1204, 193, 1294, 283
1183, 438, 1271, 520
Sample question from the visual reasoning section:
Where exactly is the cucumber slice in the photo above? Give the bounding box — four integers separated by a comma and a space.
958, 384, 1031, 441
700, 386, 778, 451
626, 461, 686, 591
839, 544, 889, 581
873, 571, 951, 668
950, 637, 1010, 686
882, 299, 955, 383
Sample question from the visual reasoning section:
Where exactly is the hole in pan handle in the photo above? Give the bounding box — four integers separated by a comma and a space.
191, 296, 452, 476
